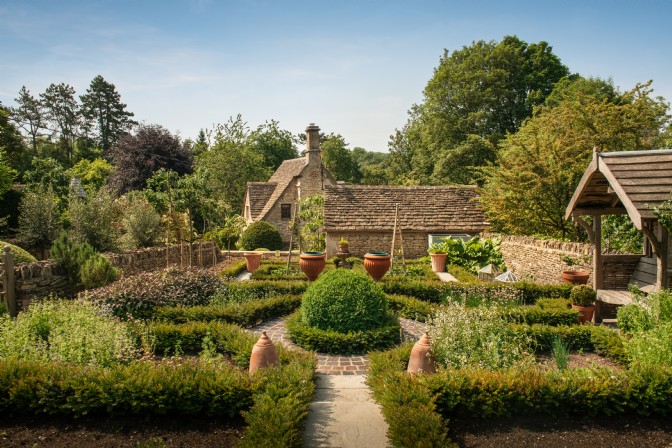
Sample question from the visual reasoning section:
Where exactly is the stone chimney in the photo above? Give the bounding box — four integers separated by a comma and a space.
305, 123, 320, 166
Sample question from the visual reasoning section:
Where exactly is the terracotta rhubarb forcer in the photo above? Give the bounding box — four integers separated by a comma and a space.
364, 252, 391, 281
407, 332, 436, 374
244, 251, 262, 273
249, 331, 279, 375
299, 252, 326, 281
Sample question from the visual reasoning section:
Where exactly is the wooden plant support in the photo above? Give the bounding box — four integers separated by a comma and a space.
390, 205, 407, 274
286, 204, 299, 275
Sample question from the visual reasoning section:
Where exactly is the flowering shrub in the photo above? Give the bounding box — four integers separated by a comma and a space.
428, 302, 532, 370
0, 299, 139, 367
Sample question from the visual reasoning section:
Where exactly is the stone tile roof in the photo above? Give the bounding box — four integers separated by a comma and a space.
324, 185, 488, 232
254, 157, 307, 220
246, 182, 277, 219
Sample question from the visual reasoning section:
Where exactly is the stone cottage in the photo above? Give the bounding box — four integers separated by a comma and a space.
323, 185, 489, 258
242, 123, 336, 244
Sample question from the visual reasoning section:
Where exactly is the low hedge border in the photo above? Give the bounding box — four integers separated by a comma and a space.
285, 311, 402, 355
511, 323, 628, 363
504, 306, 579, 326
367, 344, 455, 447
155, 294, 302, 327
425, 365, 672, 419
219, 259, 248, 278
387, 294, 436, 322
210, 281, 307, 306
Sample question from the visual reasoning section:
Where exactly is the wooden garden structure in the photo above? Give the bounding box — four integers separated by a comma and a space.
566, 150, 672, 315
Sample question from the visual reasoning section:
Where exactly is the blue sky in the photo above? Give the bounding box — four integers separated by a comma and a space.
1, 0, 671, 152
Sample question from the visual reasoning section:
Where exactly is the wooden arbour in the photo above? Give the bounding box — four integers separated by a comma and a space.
566, 149, 672, 291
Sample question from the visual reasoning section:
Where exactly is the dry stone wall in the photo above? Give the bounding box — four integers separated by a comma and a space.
326, 232, 429, 259
483, 232, 593, 284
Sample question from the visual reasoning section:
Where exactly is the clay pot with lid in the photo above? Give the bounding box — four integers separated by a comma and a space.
363, 252, 391, 281
249, 331, 279, 375
407, 332, 436, 374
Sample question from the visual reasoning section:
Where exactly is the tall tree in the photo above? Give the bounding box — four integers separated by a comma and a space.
0, 105, 24, 174
40, 83, 80, 163
80, 75, 136, 152
390, 35, 569, 185
321, 134, 357, 182
107, 124, 193, 194
249, 120, 298, 171
480, 78, 670, 239
9, 86, 46, 155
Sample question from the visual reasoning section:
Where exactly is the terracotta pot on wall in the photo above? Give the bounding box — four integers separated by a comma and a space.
430, 253, 448, 273
299, 252, 327, 281
244, 251, 262, 273
561, 270, 590, 285
572, 304, 595, 324
364, 252, 391, 281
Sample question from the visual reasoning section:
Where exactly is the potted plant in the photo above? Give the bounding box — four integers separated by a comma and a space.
363, 252, 391, 281
338, 236, 349, 253
428, 242, 448, 273
570, 284, 597, 324
560, 254, 590, 285
299, 251, 326, 281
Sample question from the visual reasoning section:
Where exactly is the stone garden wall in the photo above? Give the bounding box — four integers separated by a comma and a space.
9, 242, 222, 308
483, 232, 593, 284
326, 231, 430, 259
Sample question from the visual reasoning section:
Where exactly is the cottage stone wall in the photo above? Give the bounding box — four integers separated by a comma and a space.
483, 232, 594, 284
265, 187, 298, 245
7, 242, 222, 309
326, 232, 430, 259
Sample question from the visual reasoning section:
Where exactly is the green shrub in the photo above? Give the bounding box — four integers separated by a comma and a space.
367, 344, 455, 448
429, 236, 504, 274
86, 268, 225, 319
387, 295, 436, 322
446, 264, 481, 284
511, 281, 572, 302
535, 298, 572, 309
382, 279, 445, 302
286, 311, 401, 355
570, 285, 597, 306
627, 322, 672, 369
429, 303, 533, 370
120, 195, 163, 249
239, 221, 283, 251
0, 300, 139, 367
80, 252, 119, 289
301, 269, 388, 333
50, 234, 118, 291
67, 187, 121, 252
209, 280, 307, 306
155, 294, 302, 327
618, 304, 654, 334
0, 241, 37, 264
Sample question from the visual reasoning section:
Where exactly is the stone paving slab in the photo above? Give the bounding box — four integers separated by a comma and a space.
250, 317, 425, 375
437, 271, 458, 282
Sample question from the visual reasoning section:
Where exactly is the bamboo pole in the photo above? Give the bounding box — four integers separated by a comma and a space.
390, 205, 398, 262
286, 203, 299, 275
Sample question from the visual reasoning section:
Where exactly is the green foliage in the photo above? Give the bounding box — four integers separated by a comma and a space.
627, 322, 672, 369
16, 186, 61, 255
249, 119, 299, 172
446, 265, 481, 284
239, 220, 283, 251
653, 196, 672, 233
286, 311, 401, 355
504, 305, 579, 326
366, 344, 456, 448
429, 303, 533, 369
429, 237, 504, 273
50, 234, 118, 291
321, 134, 357, 182
0, 300, 139, 367
155, 295, 302, 327
209, 280, 307, 306
535, 297, 572, 309
0, 151, 16, 203
387, 294, 436, 322
120, 194, 163, 249
67, 187, 122, 252
301, 269, 388, 332
80, 253, 119, 289
297, 194, 324, 252
570, 285, 597, 306
85, 268, 225, 319
480, 78, 670, 239
617, 304, 654, 334
551, 335, 571, 370
69, 158, 115, 192
0, 240, 36, 264
602, 215, 643, 254
219, 258, 249, 278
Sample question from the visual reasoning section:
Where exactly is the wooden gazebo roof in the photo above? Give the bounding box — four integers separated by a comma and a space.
566, 149, 672, 229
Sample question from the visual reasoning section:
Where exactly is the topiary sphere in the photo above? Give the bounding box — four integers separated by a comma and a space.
301, 269, 388, 333
239, 221, 283, 251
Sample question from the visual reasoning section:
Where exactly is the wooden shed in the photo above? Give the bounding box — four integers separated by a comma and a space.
566, 149, 672, 294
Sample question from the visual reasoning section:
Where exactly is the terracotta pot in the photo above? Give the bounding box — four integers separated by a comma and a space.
364, 252, 391, 281
244, 251, 262, 273
338, 243, 349, 253
429, 253, 448, 272
299, 252, 326, 281
561, 270, 590, 285
407, 332, 436, 374
249, 331, 279, 375
572, 304, 595, 324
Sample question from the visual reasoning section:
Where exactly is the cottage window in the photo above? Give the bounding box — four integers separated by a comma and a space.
281, 204, 291, 219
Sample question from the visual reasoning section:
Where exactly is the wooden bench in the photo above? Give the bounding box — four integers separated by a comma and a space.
595, 290, 633, 322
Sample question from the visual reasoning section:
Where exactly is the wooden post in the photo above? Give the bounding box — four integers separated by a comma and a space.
398, 219, 407, 274
390, 205, 398, 262
593, 215, 603, 290
286, 204, 299, 275
2, 246, 17, 317
659, 224, 669, 289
